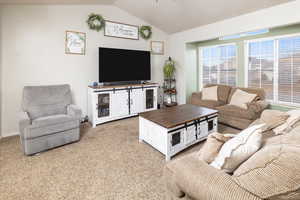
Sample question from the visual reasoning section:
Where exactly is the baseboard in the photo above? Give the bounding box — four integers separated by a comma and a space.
2, 132, 19, 138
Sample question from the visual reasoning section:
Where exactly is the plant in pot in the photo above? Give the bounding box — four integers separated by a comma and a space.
163, 57, 176, 105
163, 57, 175, 79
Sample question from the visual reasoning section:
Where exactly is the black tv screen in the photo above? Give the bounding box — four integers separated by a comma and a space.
99, 47, 151, 82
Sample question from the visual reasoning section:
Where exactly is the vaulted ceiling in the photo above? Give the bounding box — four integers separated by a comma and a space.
0, 0, 293, 33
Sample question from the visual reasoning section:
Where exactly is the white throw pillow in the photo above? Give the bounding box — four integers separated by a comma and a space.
229, 89, 257, 109
210, 124, 264, 173
202, 86, 218, 101
273, 109, 300, 135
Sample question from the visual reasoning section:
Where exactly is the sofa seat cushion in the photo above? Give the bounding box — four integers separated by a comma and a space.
164, 153, 261, 200
192, 100, 224, 109
217, 105, 256, 120
24, 114, 79, 139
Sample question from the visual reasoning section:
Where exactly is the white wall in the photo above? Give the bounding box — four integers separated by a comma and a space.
0, 4, 168, 137
168, 0, 300, 105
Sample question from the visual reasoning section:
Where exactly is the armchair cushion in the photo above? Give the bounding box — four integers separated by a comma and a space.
23, 114, 79, 139
164, 153, 261, 200
217, 105, 257, 120
67, 104, 82, 120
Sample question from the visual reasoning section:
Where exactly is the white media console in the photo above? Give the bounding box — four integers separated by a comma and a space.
88, 83, 158, 127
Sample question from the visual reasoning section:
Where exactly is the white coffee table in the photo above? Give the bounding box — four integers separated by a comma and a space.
139, 104, 218, 161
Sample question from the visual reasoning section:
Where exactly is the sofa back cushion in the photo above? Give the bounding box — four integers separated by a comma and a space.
228, 87, 266, 103
22, 84, 72, 120
204, 84, 232, 104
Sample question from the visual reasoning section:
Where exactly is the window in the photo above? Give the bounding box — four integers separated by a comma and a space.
246, 35, 300, 105
199, 44, 237, 87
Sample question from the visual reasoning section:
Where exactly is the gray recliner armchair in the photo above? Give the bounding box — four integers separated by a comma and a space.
19, 84, 81, 155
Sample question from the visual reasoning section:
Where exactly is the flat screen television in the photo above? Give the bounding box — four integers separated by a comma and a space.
99, 47, 151, 83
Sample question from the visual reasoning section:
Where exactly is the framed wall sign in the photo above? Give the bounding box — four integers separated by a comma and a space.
151, 41, 164, 55
65, 31, 86, 55
104, 20, 139, 40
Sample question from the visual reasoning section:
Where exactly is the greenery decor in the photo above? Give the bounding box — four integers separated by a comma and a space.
139, 25, 152, 40
163, 57, 176, 78
86, 13, 105, 32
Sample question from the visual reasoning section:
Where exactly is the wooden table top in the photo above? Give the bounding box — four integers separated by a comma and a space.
139, 104, 218, 129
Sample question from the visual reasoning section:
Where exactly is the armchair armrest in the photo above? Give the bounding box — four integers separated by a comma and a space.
164, 154, 261, 200
18, 111, 31, 135
67, 104, 82, 120
247, 100, 269, 113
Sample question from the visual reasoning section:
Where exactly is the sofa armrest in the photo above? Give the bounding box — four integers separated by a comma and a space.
18, 112, 31, 135
67, 104, 82, 120
164, 154, 261, 200
247, 100, 269, 113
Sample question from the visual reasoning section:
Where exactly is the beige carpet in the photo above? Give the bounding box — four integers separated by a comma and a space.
0, 117, 239, 200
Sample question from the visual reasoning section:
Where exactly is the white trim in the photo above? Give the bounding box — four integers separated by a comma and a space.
274, 39, 279, 102
244, 41, 249, 87
198, 48, 204, 89
2, 132, 19, 138
244, 32, 300, 43
198, 43, 236, 50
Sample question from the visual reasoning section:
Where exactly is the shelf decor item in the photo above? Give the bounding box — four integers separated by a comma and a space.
86, 13, 105, 32
151, 41, 164, 55
163, 57, 177, 107
104, 20, 139, 40
140, 25, 152, 40
65, 31, 86, 55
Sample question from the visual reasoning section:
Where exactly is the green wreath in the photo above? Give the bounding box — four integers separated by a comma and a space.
86, 13, 105, 32
139, 25, 152, 40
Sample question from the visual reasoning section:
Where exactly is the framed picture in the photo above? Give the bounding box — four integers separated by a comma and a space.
65, 31, 86, 55
151, 41, 164, 55
104, 20, 139, 40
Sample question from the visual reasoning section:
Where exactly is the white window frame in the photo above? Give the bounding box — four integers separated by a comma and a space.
198, 43, 238, 89
244, 33, 300, 107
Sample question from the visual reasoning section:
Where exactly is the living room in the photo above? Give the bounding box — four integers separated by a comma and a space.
1, 0, 300, 200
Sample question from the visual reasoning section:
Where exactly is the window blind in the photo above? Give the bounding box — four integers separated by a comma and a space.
201, 45, 237, 87
247, 35, 300, 105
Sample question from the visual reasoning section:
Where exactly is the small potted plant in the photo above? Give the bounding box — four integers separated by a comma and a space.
163, 57, 175, 79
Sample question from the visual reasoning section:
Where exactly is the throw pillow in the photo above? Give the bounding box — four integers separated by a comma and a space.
259, 109, 289, 132
229, 89, 257, 109
202, 86, 218, 101
198, 132, 235, 164
210, 124, 264, 173
274, 109, 300, 135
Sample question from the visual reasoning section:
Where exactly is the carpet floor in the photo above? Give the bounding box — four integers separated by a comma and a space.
0, 117, 239, 200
